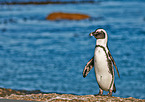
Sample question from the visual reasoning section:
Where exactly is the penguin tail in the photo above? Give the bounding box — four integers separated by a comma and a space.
113, 84, 116, 93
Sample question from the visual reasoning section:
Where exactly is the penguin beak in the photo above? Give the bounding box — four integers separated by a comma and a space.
89, 31, 97, 37
89, 32, 95, 36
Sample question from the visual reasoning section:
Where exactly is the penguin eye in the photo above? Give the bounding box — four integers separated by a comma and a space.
97, 32, 102, 35
95, 32, 98, 35
96, 31, 105, 39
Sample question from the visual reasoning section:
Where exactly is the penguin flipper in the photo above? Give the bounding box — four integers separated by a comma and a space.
83, 56, 94, 78
108, 51, 120, 78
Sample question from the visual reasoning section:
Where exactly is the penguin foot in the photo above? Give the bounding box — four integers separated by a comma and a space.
94, 89, 103, 96
107, 90, 112, 97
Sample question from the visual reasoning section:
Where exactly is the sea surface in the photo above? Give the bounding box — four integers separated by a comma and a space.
0, 0, 145, 99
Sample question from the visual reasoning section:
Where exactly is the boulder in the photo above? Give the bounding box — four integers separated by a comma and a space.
46, 12, 90, 21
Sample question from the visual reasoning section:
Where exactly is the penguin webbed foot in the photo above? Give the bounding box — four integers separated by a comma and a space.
107, 90, 112, 97
94, 90, 113, 97
94, 89, 103, 96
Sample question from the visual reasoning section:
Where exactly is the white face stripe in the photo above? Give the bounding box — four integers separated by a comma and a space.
96, 29, 107, 34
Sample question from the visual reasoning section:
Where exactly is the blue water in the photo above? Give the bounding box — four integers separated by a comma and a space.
0, 1, 145, 99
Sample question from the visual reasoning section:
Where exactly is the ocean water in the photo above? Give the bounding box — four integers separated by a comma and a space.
0, 0, 145, 99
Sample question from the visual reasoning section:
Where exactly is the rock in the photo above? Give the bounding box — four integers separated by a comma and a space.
46, 12, 90, 21
0, 88, 144, 102
0, 88, 25, 97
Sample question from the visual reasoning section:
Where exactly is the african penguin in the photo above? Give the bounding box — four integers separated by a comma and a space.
83, 28, 120, 96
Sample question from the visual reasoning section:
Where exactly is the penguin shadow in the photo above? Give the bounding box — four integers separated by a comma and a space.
94, 94, 112, 97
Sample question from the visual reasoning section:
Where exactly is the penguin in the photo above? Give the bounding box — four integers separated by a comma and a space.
83, 28, 120, 96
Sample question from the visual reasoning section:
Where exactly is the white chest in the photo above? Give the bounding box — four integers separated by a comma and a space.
94, 46, 113, 91
94, 47, 109, 74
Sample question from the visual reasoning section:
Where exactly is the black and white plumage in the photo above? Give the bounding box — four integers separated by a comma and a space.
83, 29, 120, 96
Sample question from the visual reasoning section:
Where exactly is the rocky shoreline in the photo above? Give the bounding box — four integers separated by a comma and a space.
46, 12, 90, 21
0, 88, 144, 102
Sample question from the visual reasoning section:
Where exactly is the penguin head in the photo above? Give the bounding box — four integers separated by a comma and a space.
89, 28, 108, 45
89, 28, 107, 39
